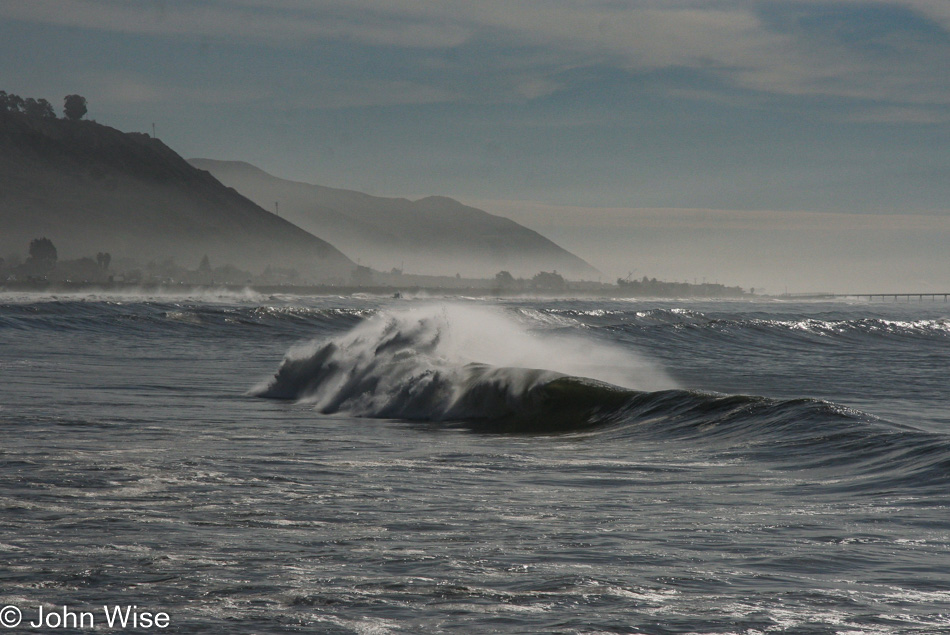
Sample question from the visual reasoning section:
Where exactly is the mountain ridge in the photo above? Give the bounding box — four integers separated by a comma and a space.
0, 112, 354, 279
189, 159, 600, 280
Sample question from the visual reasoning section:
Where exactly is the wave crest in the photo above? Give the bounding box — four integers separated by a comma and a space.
253, 304, 673, 427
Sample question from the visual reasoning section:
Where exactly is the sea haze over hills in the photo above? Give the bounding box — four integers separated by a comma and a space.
0, 112, 353, 279
190, 159, 600, 280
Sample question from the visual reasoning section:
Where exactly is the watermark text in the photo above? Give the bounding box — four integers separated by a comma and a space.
1, 604, 170, 629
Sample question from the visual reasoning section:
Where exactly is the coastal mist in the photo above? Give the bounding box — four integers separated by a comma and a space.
2, 293, 949, 633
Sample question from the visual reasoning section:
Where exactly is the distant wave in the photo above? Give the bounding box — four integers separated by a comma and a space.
5, 297, 946, 344
523, 307, 950, 342
0, 299, 373, 335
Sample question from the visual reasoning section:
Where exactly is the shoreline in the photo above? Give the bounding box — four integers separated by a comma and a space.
3, 282, 944, 302
0, 280, 754, 299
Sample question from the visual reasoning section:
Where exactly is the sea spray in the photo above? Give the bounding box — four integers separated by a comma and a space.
253, 304, 676, 422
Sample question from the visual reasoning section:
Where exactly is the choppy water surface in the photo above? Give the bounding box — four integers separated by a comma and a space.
1, 293, 948, 633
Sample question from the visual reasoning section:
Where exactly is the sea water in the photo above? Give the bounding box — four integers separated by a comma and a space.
1, 293, 948, 633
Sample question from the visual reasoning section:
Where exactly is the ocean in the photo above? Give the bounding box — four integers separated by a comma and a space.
1, 293, 948, 634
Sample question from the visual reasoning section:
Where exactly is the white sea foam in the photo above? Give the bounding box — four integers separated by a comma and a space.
254, 303, 675, 419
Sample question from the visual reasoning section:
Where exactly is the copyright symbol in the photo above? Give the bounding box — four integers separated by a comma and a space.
0, 606, 21, 628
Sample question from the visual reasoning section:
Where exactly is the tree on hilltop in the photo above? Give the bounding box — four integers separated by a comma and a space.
0, 91, 24, 112
1, 92, 56, 118
22, 97, 55, 118
63, 94, 88, 120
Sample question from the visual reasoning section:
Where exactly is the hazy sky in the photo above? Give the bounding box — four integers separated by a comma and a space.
2, 1, 948, 291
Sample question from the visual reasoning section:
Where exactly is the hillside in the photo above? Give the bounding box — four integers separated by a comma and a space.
0, 112, 354, 279
189, 159, 600, 280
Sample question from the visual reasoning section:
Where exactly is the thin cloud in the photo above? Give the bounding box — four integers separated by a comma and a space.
3, 1, 947, 108
0, 0, 471, 48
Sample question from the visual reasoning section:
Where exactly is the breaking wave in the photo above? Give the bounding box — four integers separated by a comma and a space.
252, 304, 674, 430
252, 304, 950, 489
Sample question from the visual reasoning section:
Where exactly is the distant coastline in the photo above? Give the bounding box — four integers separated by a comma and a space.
7, 280, 945, 302
1, 91, 751, 295
0, 279, 751, 299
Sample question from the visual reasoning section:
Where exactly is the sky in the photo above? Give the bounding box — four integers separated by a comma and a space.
1, 0, 948, 292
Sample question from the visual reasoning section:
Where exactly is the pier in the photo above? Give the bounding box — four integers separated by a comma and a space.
784, 292, 950, 302
853, 293, 950, 302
